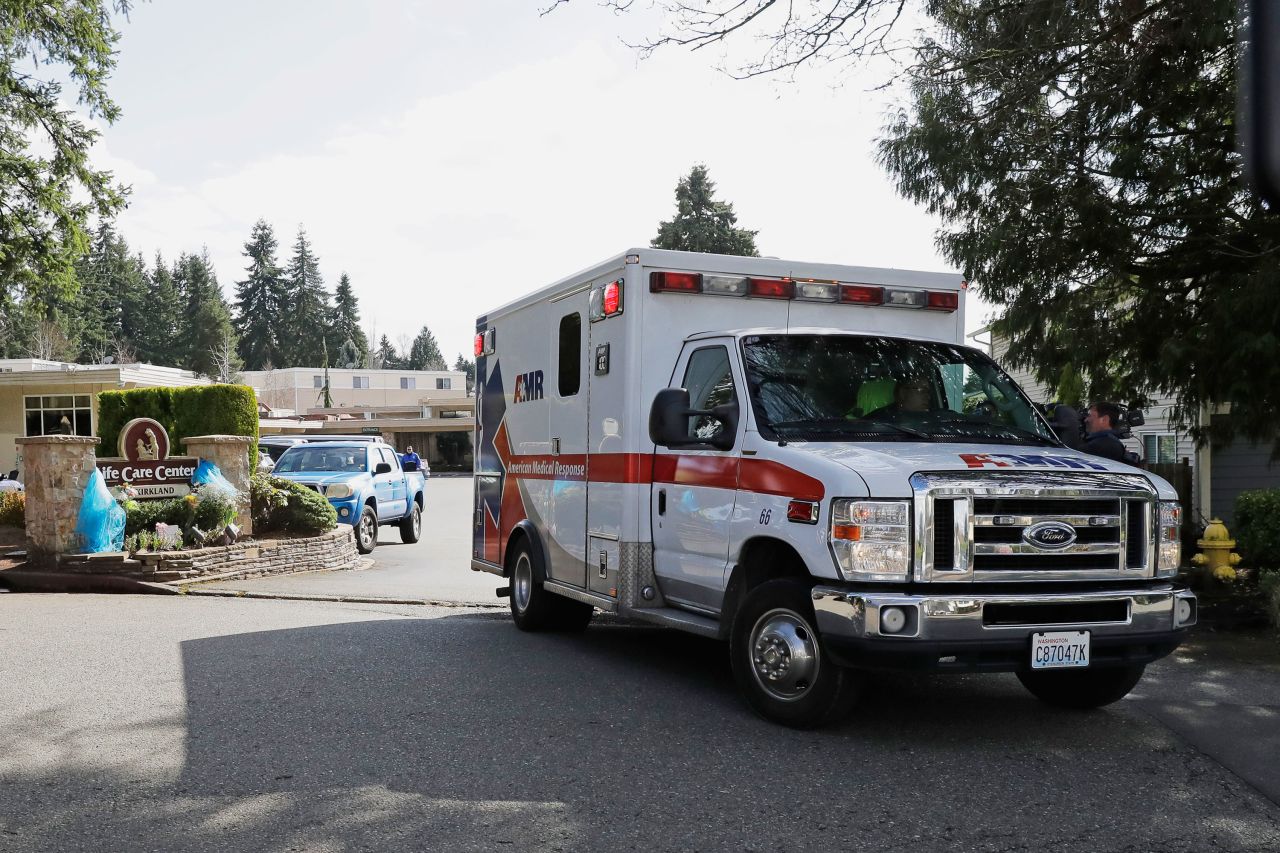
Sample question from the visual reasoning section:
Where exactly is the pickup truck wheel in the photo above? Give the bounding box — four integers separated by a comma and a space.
509, 540, 593, 632
1017, 664, 1145, 709
399, 504, 422, 544
355, 505, 378, 554
730, 579, 858, 728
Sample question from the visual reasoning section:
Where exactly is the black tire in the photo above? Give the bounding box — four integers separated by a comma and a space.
508, 538, 594, 632
1017, 664, 1145, 709
730, 579, 859, 728
354, 504, 378, 554
399, 503, 422, 544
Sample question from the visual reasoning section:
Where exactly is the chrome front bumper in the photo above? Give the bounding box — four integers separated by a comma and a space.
811, 584, 1197, 672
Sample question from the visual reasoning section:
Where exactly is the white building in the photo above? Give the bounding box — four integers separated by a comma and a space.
241, 367, 467, 413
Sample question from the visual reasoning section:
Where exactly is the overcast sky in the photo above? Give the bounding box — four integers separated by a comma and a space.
96, 0, 993, 364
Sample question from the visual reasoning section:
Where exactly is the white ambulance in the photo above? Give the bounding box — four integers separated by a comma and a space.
471, 248, 1196, 728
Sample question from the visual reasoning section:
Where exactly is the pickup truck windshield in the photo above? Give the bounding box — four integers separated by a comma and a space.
275, 447, 368, 473
742, 334, 1057, 445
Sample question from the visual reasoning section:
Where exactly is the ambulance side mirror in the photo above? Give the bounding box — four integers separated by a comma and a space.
649, 388, 737, 451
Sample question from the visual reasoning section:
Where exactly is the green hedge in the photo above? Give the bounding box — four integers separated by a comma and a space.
97, 384, 258, 458
1234, 489, 1280, 568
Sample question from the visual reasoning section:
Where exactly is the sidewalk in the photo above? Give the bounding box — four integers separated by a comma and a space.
1131, 628, 1280, 805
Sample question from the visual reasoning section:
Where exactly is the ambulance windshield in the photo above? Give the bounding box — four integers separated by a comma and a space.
741, 334, 1057, 445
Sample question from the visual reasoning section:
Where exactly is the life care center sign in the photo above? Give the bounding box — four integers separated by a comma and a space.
96, 418, 198, 499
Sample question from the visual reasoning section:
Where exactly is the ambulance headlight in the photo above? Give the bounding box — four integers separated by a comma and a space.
1156, 501, 1181, 578
829, 499, 912, 582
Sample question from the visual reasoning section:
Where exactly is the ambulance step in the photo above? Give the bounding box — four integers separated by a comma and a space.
542, 580, 619, 613
627, 607, 721, 639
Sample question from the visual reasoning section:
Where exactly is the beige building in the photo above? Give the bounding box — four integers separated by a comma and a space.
245, 368, 475, 470
242, 367, 466, 412
0, 359, 208, 477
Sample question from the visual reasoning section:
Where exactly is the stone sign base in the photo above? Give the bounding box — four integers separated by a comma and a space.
49, 528, 357, 583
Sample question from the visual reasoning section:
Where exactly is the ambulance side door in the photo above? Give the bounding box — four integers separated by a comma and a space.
650, 341, 743, 614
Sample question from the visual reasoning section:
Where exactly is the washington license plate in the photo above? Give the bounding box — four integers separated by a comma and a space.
1031, 631, 1090, 669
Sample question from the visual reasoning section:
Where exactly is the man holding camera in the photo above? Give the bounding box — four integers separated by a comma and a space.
1083, 401, 1129, 462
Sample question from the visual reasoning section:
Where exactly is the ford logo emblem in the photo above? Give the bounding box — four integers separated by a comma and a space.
1023, 521, 1078, 550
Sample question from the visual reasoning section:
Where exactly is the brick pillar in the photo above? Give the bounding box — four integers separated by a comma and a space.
15, 435, 102, 559
183, 435, 254, 536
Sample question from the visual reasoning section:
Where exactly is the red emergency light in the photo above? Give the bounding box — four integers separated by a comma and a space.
473, 333, 484, 357
841, 284, 885, 305
749, 278, 794, 299
926, 291, 959, 311
649, 271, 702, 293
603, 280, 621, 315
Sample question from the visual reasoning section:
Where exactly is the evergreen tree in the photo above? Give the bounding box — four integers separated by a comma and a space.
453, 354, 476, 394
331, 273, 370, 367
282, 226, 331, 367
877, 0, 1280, 445
408, 326, 447, 371
234, 219, 288, 370
174, 251, 237, 378
652, 164, 759, 256
374, 334, 400, 369
136, 252, 181, 366
72, 224, 145, 362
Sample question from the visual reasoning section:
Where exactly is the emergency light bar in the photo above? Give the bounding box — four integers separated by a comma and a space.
474, 328, 496, 356
648, 271, 959, 312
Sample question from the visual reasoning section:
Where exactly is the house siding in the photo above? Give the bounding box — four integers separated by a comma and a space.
1208, 415, 1280, 527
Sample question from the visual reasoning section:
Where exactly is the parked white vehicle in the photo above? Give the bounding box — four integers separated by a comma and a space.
471, 248, 1196, 727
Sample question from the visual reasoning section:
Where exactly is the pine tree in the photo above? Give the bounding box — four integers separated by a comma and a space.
331, 272, 369, 367
652, 165, 759, 256
135, 252, 181, 366
374, 334, 400, 369
234, 219, 288, 370
454, 354, 475, 394
408, 326, 447, 371
282, 226, 331, 367
174, 251, 237, 378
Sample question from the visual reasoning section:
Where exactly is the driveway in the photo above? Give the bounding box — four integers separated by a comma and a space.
198, 476, 501, 605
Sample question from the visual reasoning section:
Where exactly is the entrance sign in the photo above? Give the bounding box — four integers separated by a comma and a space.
97, 418, 199, 498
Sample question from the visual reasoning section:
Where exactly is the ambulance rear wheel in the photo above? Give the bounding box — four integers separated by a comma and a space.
508, 540, 593, 632
1016, 664, 1145, 709
730, 579, 859, 729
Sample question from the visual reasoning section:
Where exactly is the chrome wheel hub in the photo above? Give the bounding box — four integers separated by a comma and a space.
513, 554, 532, 612
750, 608, 820, 701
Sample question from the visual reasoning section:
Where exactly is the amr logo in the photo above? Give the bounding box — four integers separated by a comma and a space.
513, 369, 544, 404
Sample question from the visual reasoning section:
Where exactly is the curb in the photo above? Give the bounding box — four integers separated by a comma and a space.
0, 569, 180, 595
178, 587, 506, 608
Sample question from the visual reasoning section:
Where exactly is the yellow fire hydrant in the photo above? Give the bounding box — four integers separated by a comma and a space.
1190, 518, 1242, 582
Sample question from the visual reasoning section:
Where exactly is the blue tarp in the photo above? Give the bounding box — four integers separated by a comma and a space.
191, 459, 237, 497
74, 469, 126, 553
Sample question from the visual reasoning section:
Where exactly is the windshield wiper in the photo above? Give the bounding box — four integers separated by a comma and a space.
941, 420, 1058, 446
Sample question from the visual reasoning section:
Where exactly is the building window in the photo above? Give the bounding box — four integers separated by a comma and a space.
401, 377, 415, 390
1143, 433, 1178, 464
436, 377, 451, 390
313, 375, 323, 388
24, 395, 93, 438
558, 313, 581, 396
353, 376, 370, 389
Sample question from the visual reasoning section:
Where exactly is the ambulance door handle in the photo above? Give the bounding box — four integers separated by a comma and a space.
552, 437, 560, 456
658, 489, 666, 515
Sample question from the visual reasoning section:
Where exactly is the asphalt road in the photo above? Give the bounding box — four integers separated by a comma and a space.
1, 594, 1278, 852
199, 475, 502, 605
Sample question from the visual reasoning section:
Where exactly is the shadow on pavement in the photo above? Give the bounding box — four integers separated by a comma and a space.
2, 614, 1278, 852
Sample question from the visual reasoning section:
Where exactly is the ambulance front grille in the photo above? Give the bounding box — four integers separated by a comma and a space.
914, 472, 1156, 583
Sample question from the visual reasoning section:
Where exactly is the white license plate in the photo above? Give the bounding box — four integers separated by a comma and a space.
1031, 631, 1090, 669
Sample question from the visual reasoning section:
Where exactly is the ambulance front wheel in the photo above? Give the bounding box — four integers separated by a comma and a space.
1016, 664, 1145, 709
731, 579, 859, 729
508, 539, 593, 632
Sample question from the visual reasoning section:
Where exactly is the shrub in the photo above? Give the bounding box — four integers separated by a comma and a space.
1234, 489, 1280, 567
97, 384, 258, 459
0, 491, 25, 528
250, 472, 336, 535
122, 486, 239, 537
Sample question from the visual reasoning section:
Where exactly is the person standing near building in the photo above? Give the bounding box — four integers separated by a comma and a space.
400, 445, 422, 471
1083, 401, 1128, 462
